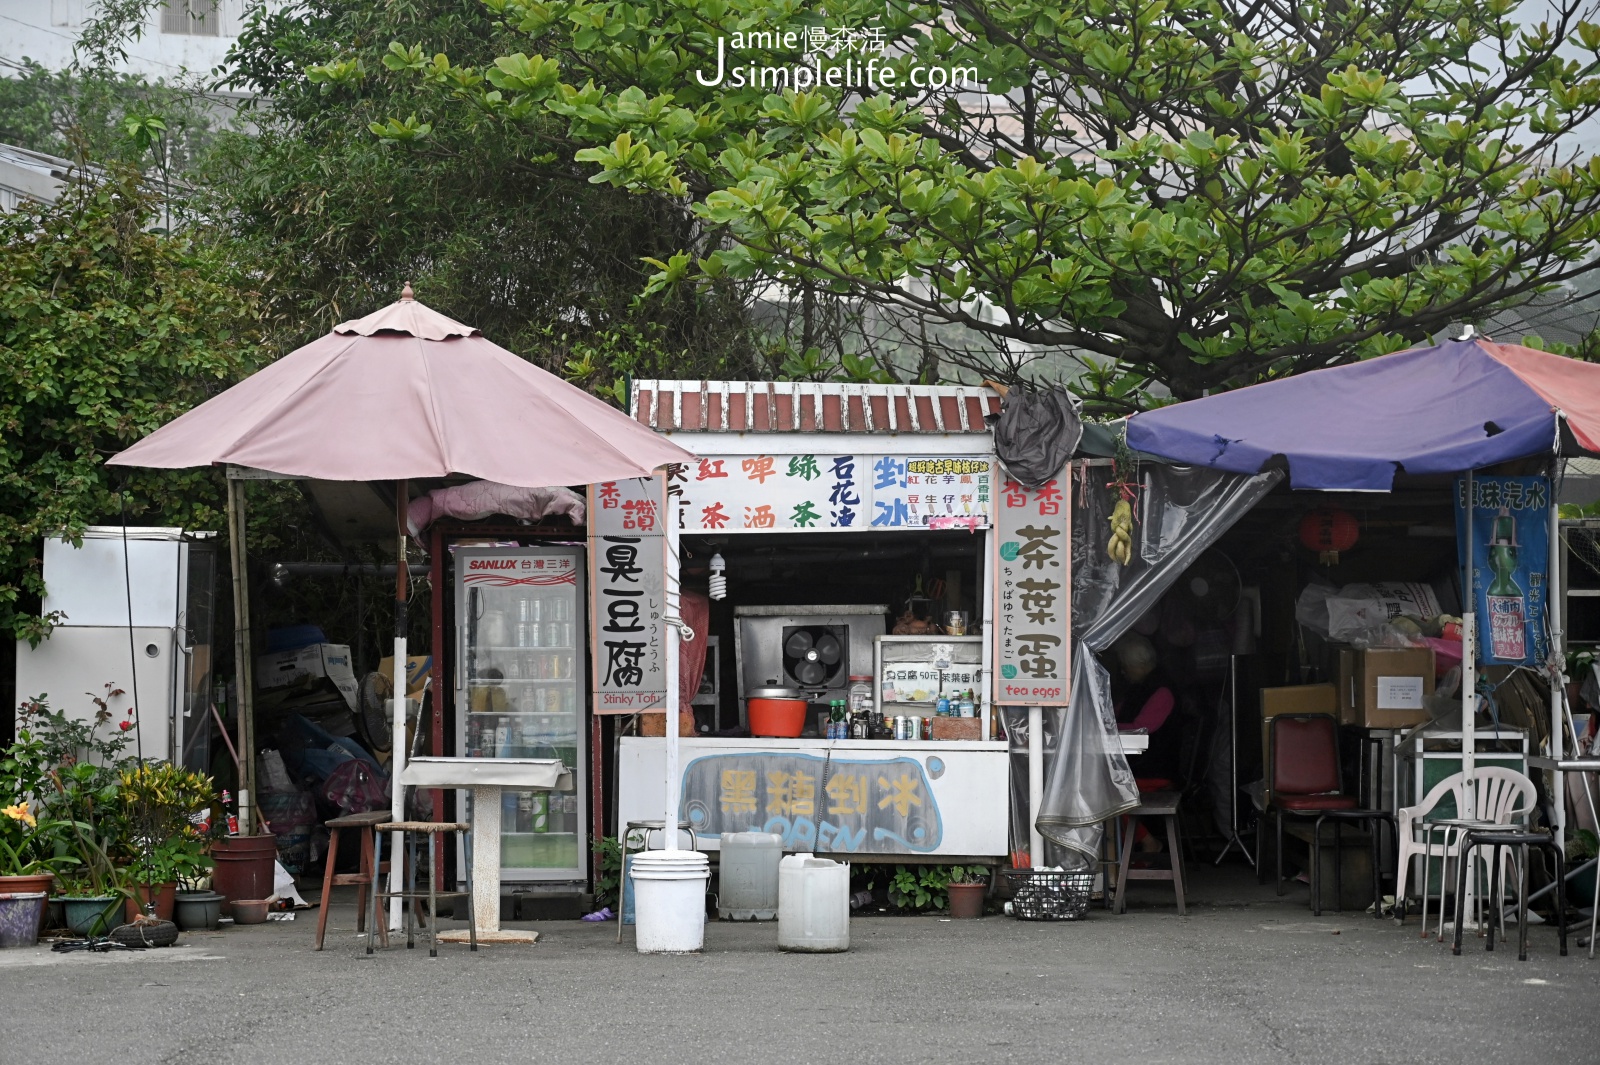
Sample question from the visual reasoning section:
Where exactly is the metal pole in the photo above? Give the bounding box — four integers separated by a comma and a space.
1027, 706, 1044, 865
1463, 470, 1476, 820
663, 476, 682, 853
1550, 479, 1566, 851
389, 479, 409, 928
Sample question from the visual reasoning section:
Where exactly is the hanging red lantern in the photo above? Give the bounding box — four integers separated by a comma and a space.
1299, 507, 1359, 565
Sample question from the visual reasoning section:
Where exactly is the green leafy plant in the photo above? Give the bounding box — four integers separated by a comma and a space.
118, 761, 218, 895
1569, 828, 1599, 862
592, 835, 622, 908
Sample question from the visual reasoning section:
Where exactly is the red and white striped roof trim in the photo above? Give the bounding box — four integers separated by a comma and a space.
631, 380, 1001, 434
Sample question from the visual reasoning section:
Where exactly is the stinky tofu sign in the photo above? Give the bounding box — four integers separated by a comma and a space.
587, 476, 668, 713
664, 455, 993, 532
992, 469, 1071, 705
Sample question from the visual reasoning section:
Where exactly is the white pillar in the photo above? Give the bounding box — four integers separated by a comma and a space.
389, 636, 407, 928
1028, 706, 1044, 865
663, 488, 682, 852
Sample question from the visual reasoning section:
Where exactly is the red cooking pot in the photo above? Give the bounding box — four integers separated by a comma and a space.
747, 687, 807, 737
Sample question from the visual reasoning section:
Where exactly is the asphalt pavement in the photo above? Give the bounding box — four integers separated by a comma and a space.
3, 866, 1595, 1065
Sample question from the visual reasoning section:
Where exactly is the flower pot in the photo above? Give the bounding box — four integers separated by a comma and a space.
173, 891, 224, 932
0, 875, 55, 934
125, 881, 178, 923
210, 835, 277, 916
0, 892, 48, 947
60, 895, 122, 937
230, 898, 270, 925
947, 882, 986, 919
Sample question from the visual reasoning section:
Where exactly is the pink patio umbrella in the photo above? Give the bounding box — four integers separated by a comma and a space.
109, 287, 694, 923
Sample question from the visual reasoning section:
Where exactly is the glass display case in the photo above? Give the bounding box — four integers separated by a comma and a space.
454, 545, 587, 881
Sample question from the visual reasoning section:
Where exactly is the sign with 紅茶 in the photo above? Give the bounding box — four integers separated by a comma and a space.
662, 454, 993, 531
992, 469, 1071, 705
588, 476, 668, 713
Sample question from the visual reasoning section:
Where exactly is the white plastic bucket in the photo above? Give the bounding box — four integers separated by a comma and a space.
778, 853, 850, 952
630, 851, 710, 953
718, 832, 783, 920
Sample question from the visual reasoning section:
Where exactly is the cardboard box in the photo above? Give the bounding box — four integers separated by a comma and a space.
931, 717, 982, 741
1338, 647, 1433, 729
256, 643, 358, 711
377, 654, 432, 697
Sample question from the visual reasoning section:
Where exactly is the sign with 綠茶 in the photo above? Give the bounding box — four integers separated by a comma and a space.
662, 454, 993, 531
992, 469, 1071, 705
588, 476, 668, 713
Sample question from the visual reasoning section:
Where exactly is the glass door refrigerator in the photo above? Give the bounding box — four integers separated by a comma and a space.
454, 545, 587, 884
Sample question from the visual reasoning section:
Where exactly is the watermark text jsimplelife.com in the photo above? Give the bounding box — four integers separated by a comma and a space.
694, 26, 980, 91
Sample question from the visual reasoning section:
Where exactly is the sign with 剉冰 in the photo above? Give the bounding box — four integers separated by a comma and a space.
662, 454, 993, 531
992, 467, 1071, 705
588, 475, 668, 713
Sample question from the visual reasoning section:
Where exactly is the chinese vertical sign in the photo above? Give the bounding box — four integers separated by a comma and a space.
1454, 476, 1550, 667
667, 453, 993, 531
993, 468, 1071, 704
588, 476, 668, 712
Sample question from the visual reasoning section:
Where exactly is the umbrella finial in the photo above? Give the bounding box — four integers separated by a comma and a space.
401, 281, 415, 302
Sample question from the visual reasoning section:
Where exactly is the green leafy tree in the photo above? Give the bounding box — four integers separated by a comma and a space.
381, 0, 1600, 409
0, 170, 257, 642
206, 0, 767, 392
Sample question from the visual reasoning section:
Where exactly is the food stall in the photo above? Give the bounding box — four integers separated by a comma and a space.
611, 381, 1143, 862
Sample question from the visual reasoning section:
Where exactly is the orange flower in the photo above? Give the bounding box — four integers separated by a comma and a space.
2, 802, 36, 829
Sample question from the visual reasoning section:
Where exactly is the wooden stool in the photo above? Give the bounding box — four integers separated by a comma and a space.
315, 810, 392, 951
1114, 791, 1187, 915
369, 820, 477, 957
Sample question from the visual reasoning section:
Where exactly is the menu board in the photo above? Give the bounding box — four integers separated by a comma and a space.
992, 469, 1071, 705
664, 454, 993, 532
588, 475, 668, 713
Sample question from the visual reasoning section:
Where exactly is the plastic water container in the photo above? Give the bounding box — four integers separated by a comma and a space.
778, 853, 850, 952
717, 832, 783, 920
630, 850, 710, 953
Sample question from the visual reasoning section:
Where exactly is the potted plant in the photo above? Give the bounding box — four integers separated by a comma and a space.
946, 866, 989, 919
117, 762, 216, 922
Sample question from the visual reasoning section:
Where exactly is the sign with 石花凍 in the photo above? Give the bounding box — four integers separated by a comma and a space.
662, 454, 993, 531
992, 469, 1071, 705
588, 476, 667, 713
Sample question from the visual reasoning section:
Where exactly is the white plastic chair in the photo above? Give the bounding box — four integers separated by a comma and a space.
1394, 768, 1536, 937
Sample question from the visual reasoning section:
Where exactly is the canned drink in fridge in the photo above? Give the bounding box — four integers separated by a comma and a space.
552, 598, 570, 622
517, 598, 531, 623
545, 622, 560, 647
515, 622, 529, 648
528, 598, 543, 623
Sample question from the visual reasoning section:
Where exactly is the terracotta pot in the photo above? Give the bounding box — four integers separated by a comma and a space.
947, 882, 986, 919
0, 875, 55, 934
126, 881, 178, 923
231, 898, 270, 925
210, 835, 277, 915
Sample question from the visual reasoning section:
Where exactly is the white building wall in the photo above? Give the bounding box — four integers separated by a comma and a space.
0, 0, 281, 85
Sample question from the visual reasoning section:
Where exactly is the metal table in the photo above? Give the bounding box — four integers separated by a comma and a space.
399, 757, 571, 943
1528, 755, 1600, 958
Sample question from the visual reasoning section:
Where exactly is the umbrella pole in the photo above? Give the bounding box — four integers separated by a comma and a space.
389, 479, 409, 929
226, 472, 258, 835
664, 505, 681, 852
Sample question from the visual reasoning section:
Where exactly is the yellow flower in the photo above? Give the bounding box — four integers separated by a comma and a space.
2, 802, 37, 829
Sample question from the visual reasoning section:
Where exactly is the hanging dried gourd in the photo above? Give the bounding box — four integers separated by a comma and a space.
1106, 424, 1138, 566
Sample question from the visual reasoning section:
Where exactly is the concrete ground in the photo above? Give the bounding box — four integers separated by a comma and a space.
2, 865, 1596, 1065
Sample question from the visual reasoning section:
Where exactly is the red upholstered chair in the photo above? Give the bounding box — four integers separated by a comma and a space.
1264, 714, 1393, 914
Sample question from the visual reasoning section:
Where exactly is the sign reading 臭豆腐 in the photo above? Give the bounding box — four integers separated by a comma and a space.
588, 476, 668, 713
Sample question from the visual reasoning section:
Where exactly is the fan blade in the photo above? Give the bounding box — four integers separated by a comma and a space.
814, 635, 842, 665
795, 660, 826, 686
784, 630, 816, 658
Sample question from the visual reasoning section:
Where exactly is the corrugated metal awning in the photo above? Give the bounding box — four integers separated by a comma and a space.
631, 380, 1001, 434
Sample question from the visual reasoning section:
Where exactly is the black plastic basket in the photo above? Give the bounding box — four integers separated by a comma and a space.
1003, 869, 1093, 921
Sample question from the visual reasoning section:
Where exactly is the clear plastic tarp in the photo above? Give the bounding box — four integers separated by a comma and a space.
1030, 463, 1283, 868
